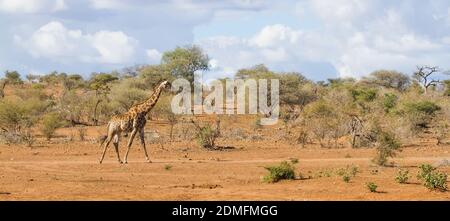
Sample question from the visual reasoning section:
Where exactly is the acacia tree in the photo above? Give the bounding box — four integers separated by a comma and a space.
161, 45, 209, 85
4, 70, 23, 85
413, 66, 440, 94
138, 64, 173, 89
363, 70, 410, 91
62, 74, 84, 91
88, 73, 118, 125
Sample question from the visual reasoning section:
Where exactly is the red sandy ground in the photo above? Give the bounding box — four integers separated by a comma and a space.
0, 117, 449, 201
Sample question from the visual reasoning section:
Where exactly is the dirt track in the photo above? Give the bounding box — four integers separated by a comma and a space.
1, 135, 449, 200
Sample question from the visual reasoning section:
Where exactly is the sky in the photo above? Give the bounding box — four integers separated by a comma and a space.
1, 0, 450, 81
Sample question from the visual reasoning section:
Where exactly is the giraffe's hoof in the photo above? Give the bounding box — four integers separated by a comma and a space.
146, 160, 152, 163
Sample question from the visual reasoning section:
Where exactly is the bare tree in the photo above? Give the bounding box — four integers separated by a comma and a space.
413, 66, 440, 94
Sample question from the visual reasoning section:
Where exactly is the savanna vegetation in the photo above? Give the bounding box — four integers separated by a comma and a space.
0, 44, 448, 200
0, 45, 449, 167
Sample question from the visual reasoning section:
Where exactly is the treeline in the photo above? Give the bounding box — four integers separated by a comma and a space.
0, 45, 449, 166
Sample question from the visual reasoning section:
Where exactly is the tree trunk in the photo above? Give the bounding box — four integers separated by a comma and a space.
93, 99, 102, 126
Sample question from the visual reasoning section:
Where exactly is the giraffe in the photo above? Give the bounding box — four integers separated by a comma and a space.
99, 80, 171, 164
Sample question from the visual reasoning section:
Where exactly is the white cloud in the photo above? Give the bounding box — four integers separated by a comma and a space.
88, 0, 126, 10
250, 24, 301, 48
146, 49, 162, 64
308, 0, 372, 27
90, 31, 137, 64
0, 0, 67, 13
15, 21, 86, 59
195, 1, 450, 80
199, 18, 449, 79
15, 21, 137, 64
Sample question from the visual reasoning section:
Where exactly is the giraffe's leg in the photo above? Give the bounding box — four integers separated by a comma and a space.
139, 128, 151, 163
123, 128, 138, 164
113, 134, 122, 164
99, 134, 113, 164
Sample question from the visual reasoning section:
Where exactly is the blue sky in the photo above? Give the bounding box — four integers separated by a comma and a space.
1, 0, 450, 81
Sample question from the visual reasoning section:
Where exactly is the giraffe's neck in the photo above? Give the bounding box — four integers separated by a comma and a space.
138, 83, 165, 115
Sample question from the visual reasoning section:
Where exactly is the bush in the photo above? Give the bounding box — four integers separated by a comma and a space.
383, 93, 398, 113
351, 88, 377, 103
336, 165, 359, 183
5, 70, 23, 85
366, 182, 378, 192
41, 113, 63, 141
0, 99, 32, 132
342, 174, 351, 183
263, 161, 296, 183
417, 164, 448, 191
423, 172, 447, 191
164, 165, 173, 171
395, 169, 410, 184
191, 119, 220, 149
403, 101, 441, 129
296, 127, 309, 148
417, 164, 435, 180
22, 129, 35, 147
196, 125, 218, 148
373, 131, 401, 166
405, 101, 441, 115
303, 100, 348, 148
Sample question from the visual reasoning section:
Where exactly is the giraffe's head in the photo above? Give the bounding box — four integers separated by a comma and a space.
160, 80, 171, 90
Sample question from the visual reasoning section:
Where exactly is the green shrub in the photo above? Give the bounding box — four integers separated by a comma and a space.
417, 164, 435, 180
351, 88, 377, 103
417, 164, 448, 191
335, 165, 358, 183
263, 161, 296, 183
373, 131, 401, 166
395, 169, 410, 184
366, 182, 378, 192
405, 101, 441, 115
383, 93, 398, 113
0, 100, 31, 132
41, 113, 63, 141
342, 174, 351, 183
5, 70, 23, 85
403, 101, 441, 129
191, 119, 220, 149
196, 125, 217, 148
423, 172, 447, 191
164, 165, 173, 171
